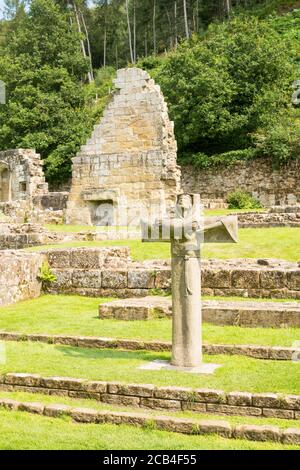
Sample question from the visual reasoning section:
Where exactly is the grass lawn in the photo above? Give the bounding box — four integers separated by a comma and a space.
1, 341, 299, 394
0, 295, 299, 347
1, 409, 298, 450
2, 389, 300, 431
28, 227, 300, 262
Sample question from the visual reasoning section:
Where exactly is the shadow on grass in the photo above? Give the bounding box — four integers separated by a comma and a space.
56, 345, 167, 363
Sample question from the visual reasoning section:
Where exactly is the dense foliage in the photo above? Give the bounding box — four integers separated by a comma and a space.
0, 0, 299, 183
141, 14, 299, 168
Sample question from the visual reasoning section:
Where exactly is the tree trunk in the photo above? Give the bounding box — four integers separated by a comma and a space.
153, 0, 157, 54
125, 0, 134, 63
174, 1, 178, 47
80, 9, 94, 81
183, 0, 189, 39
73, 1, 92, 83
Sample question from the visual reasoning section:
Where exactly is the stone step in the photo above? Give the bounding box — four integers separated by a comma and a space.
0, 394, 300, 444
2, 395, 300, 445
99, 297, 300, 328
1, 331, 299, 360
1, 373, 300, 421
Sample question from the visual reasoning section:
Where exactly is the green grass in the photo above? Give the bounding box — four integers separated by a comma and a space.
1, 409, 298, 450
28, 227, 300, 262
1, 390, 300, 431
1, 341, 299, 394
45, 224, 139, 233
0, 295, 299, 347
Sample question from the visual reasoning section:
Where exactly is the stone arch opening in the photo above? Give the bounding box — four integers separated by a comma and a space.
0, 163, 11, 202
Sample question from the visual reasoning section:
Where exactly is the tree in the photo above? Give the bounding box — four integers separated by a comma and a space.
147, 16, 295, 166
0, 0, 92, 183
3, 0, 28, 19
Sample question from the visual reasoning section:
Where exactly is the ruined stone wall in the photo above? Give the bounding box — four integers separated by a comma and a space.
44, 248, 300, 299
182, 159, 300, 207
0, 251, 46, 306
0, 149, 48, 203
66, 68, 181, 226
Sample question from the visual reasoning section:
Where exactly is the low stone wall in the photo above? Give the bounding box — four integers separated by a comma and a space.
181, 158, 300, 207
45, 248, 300, 299
2, 397, 300, 443
237, 210, 300, 228
0, 251, 45, 306
0, 331, 298, 361
1, 373, 300, 421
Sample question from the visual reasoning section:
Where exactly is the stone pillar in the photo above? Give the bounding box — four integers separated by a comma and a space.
171, 243, 202, 368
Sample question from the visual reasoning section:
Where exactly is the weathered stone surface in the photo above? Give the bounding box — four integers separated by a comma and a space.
44, 404, 71, 417
252, 393, 280, 409
206, 404, 262, 417
234, 424, 281, 442
39, 376, 86, 391
227, 392, 252, 407
262, 408, 295, 419
108, 382, 154, 398
99, 296, 172, 320
155, 416, 196, 435
101, 271, 128, 289
0, 251, 45, 307
195, 389, 226, 404
18, 402, 44, 415
66, 68, 181, 226
100, 394, 140, 407
140, 398, 181, 411
70, 407, 99, 423
197, 419, 232, 438
182, 158, 300, 208
4, 373, 41, 387
0, 398, 20, 410
154, 386, 193, 401
282, 428, 300, 445
84, 381, 107, 394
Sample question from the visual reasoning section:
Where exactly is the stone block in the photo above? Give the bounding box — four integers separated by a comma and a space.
0, 398, 20, 410
39, 376, 86, 391
4, 373, 41, 387
102, 271, 128, 289
260, 271, 286, 289
18, 402, 45, 415
72, 270, 101, 289
195, 389, 226, 404
153, 386, 193, 401
206, 404, 262, 417
140, 398, 181, 411
232, 270, 260, 289
252, 393, 280, 409
70, 407, 99, 423
44, 404, 71, 418
234, 424, 281, 442
101, 394, 140, 407
108, 383, 154, 398
198, 419, 232, 438
262, 408, 294, 419
227, 392, 252, 407
127, 270, 155, 289
202, 269, 231, 289
282, 428, 300, 445
47, 250, 71, 269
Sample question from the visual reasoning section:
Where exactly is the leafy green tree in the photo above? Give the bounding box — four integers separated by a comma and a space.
0, 0, 93, 183
146, 15, 295, 166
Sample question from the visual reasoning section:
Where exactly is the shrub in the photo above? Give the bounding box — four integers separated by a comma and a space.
38, 262, 57, 284
227, 190, 262, 209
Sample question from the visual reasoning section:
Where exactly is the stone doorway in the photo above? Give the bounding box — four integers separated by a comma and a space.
91, 200, 114, 226
0, 165, 11, 202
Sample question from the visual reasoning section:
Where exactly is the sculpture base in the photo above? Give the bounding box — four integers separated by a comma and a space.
139, 360, 221, 375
